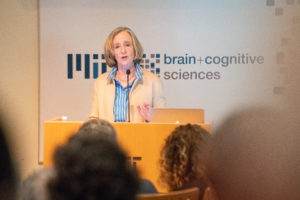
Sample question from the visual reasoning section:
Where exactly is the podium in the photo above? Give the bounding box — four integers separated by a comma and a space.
44, 121, 211, 192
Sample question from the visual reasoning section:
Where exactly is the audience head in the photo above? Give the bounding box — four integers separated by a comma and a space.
77, 119, 117, 142
21, 168, 54, 200
208, 107, 300, 200
0, 119, 17, 200
138, 179, 157, 194
159, 124, 211, 191
48, 133, 139, 200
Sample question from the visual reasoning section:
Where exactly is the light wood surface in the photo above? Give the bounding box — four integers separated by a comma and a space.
44, 121, 211, 192
151, 108, 205, 123
137, 187, 199, 200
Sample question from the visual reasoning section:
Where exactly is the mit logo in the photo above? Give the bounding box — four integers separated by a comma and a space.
140, 53, 161, 77
67, 53, 161, 79
67, 54, 107, 79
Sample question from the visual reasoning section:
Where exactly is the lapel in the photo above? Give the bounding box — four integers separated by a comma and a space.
106, 78, 116, 121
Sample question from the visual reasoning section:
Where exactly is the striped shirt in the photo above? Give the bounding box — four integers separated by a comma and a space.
107, 64, 143, 122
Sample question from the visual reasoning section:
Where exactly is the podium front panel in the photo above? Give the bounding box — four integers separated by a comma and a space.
44, 121, 210, 192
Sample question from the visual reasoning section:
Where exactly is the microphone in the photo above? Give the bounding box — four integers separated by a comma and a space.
126, 69, 130, 122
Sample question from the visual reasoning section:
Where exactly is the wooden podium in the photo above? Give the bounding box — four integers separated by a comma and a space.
44, 121, 210, 192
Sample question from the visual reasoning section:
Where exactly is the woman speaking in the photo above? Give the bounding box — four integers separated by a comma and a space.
89, 27, 165, 122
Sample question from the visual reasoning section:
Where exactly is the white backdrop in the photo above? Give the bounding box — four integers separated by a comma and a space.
39, 0, 295, 161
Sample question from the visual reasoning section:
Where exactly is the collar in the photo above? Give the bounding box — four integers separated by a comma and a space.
107, 63, 143, 80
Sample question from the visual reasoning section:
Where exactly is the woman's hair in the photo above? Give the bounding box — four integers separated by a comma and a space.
104, 26, 143, 68
159, 124, 210, 191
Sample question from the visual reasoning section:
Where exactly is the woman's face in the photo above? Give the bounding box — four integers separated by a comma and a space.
113, 31, 135, 69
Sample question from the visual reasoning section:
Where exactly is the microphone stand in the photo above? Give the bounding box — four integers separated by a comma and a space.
126, 69, 130, 122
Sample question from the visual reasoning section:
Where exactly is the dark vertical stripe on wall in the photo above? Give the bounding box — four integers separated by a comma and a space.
93, 63, 98, 79
102, 63, 107, 73
67, 54, 73, 79
76, 54, 81, 71
85, 54, 90, 79
93, 54, 98, 59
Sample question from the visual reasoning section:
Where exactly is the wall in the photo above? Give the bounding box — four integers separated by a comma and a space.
39, 0, 288, 135
0, 0, 40, 178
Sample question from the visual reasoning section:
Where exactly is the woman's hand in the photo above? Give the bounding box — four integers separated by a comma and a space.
137, 103, 152, 122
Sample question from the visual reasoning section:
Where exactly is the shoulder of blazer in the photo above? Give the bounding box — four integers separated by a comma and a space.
95, 71, 113, 85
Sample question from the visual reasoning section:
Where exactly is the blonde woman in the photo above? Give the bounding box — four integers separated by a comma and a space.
89, 27, 165, 122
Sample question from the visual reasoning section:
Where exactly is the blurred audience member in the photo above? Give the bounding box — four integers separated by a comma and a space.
138, 179, 157, 194
48, 133, 139, 200
159, 124, 211, 200
77, 119, 157, 194
208, 107, 300, 200
0, 118, 18, 200
21, 168, 54, 200
77, 119, 117, 141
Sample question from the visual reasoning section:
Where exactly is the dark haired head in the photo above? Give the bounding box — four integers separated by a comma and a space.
48, 133, 139, 200
77, 119, 117, 142
0, 120, 17, 200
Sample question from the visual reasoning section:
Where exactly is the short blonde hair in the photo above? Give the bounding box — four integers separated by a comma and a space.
104, 27, 144, 68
